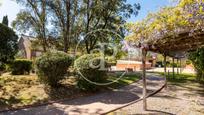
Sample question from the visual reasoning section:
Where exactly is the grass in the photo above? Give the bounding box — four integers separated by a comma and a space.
157, 72, 204, 84
0, 75, 48, 109
0, 72, 140, 110
107, 72, 140, 89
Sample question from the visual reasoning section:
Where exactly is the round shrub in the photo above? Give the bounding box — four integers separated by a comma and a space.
74, 54, 107, 91
35, 51, 72, 87
0, 63, 6, 72
8, 59, 32, 75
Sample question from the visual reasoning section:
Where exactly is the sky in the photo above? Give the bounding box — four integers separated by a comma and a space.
0, 0, 174, 27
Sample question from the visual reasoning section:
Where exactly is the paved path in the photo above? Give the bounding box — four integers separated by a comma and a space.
0, 73, 165, 115
114, 80, 204, 115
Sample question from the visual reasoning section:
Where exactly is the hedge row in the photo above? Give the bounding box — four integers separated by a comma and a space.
5, 51, 108, 90
8, 59, 32, 75
35, 52, 107, 90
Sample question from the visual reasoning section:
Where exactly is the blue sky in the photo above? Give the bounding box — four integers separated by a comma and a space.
127, 0, 173, 22
0, 0, 173, 27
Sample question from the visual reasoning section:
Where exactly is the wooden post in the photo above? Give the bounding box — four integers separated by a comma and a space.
172, 57, 175, 78
168, 70, 170, 79
142, 48, 147, 111
177, 58, 179, 74
180, 59, 182, 74
163, 54, 167, 89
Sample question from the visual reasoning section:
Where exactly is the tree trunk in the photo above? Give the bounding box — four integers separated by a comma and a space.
41, 0, 47, 52
42, 39, 47, 52
64, 0, 71, 53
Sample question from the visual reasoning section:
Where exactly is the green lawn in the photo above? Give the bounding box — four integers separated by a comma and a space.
0, 72, 140, 110
107, 73, 140, 89
157, 72, 204, 84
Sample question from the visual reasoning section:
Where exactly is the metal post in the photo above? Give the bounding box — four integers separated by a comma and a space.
142, 48, 147, 111
163, 54, 167, 89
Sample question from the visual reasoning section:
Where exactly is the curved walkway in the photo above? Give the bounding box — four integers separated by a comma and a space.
0, 73, 165, 115
114, 79, 204, 115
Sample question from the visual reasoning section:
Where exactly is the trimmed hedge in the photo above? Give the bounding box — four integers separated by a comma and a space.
9, 59, 32, 75
35, 51, 72, 87
74, 54, 107, 91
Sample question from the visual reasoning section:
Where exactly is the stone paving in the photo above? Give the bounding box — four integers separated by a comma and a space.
114, 81, 204, 115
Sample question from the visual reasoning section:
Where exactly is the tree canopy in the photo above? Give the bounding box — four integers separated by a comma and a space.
126, 0, 204, 55
13, 0, 140, 53
2, 15, 8, 26
0, 23, 18, 64
12, 0, 48, 52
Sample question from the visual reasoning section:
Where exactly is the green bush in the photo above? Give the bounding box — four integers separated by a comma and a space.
0, 23, 18, 64
74, 54, 107, 91
155, 61, 163, 67
186, 60, 191, 65
35, 51, 72, 87
9, 59, 32, 75
0, 63, 6, 72
188, 48, 204, 80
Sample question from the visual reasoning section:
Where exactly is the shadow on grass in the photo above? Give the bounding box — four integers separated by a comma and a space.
106, 73, 140, 89
0, 96, 22, 109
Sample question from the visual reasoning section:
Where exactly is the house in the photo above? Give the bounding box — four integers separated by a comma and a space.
18, 35, 43, 59
115, 60, 152, 71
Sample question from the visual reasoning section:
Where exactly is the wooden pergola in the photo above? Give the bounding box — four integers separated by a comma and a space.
133, 29, 204, 110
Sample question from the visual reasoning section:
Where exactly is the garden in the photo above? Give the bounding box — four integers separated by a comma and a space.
0, 52, 141, 111
0, 0, 142, 111
1, 0, 204, 114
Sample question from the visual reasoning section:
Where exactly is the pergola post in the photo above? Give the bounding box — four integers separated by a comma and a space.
180, 59, 182, 74
142, 48, 147, 111
177, 58, 179, 74
172, 57, 175, 78
163, 54, 167, 89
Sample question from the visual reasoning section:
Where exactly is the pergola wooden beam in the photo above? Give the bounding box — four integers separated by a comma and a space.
163, 54, 167, 89
142, 48, 147, 110
172, 57, 175, 78
177, 59, 179, 74
132, 28, 204, 111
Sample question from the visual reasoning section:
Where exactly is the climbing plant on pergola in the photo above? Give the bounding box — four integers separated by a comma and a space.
126, 0, 204, 110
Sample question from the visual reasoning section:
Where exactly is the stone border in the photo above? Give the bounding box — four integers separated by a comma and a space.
102, 81, 166, 115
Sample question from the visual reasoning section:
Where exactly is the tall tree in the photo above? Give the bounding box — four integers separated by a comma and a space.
80, 0, 140, 53
13, 0, 140, 53
0, 23, 18, 65
2, 15, 8, 26
48, 0, 140, 53
48, 0, 70, 52
12, 0, 48, 52
47, 0, 82, 52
